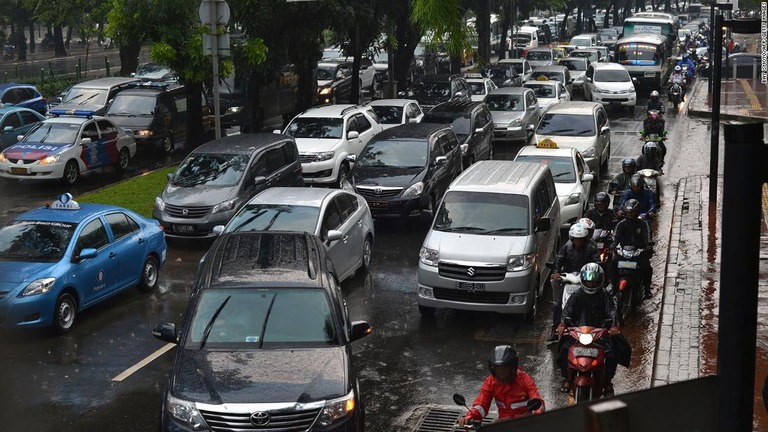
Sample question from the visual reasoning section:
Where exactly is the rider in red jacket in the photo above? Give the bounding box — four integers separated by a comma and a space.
458, 346, 544, 426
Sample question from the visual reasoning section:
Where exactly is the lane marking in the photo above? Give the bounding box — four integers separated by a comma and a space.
739, 79, 762, 110
111, 343, 176, 382
762, 184, 768, 231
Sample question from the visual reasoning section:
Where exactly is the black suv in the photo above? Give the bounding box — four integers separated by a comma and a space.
403, 74, 471, 112
153, 231, 371, 432
422, 100, 495, 168
349, 123, 463, 221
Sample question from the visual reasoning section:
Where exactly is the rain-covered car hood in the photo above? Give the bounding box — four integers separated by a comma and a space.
424, 230, 532, 264
3, 142, 72, 161
105, 115, 152, 129
162, 183, 237, 207
554, 181, 584, 201
593, 81, 634, 92
352, 166, 425, 189
490, 111, 526, 126
532, 134, 597, 153
171, 347, 348, 404
294, 138, 342, 154
571, 71, 586, 80
0, 261, 60, 285
53, 103, 106, 115
318, 80, 333, 88
527, 60, 553, 68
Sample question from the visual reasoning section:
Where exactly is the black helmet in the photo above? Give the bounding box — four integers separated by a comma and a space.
594, 191, 610, 205
579, 262, 604, 294
629, 173, 645, 189
621, 158, 637, 170
488, 345, 519, 374
624, 198, 641, 214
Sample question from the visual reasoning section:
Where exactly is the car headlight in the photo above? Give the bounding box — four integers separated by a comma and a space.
166, 394, 207, 430
38, 154, 60, 165
565, 193, 582, 206
592, 87, 604, 93
211, 199, 237, 214
317, 389, 356, 427
137, 129, 153, 137
0, 153, 6, 163
22, 277, 56, 296
578, 332, 594, 345
155, 197, 165, 211
628, 86, 636, 93
419, 247, 439, 267
316, 151, 335, 162
226, 106, 242, 114
402, 181, 423, 198
507, 119, 522, 128
319, 87, 333, 95
581, 146, 596, 158
507, 253, 535, 271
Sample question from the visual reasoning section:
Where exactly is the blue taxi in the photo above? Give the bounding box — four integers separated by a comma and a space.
0, 194, 167, 334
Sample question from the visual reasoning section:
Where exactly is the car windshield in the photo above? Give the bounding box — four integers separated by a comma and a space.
370, 105, 403, 124
62, 87, 107, 106
515, 155, 576, 183
616, 44, 661, 66
316, 66, 337, 81
524, 84, 555, 99
284, 118, 343, 139
571, 37, 592, 46
485, 94, 524, 111
409, 81, 451, 98
422, 113, 470, 141
513, 34, 531, 43
186, 288, 338, 347
481, 66, 512, 80
570, 51, 594, 60
374, 52, 388, 64
594, 70, 631, 82
172, 153, 249, 187
530, 71, 564, 83
559, 59, 587, 71
358, 139, 428, 168
23, 122, 79, 144
537, 113, 596, 136
468, 82, 488, 95
136, 63, 168, 74
526, 51, 552, 61
226, 204, 320, 233
106, 95, 155, 116
0, 221, 75, 262
433, 191, 529, 235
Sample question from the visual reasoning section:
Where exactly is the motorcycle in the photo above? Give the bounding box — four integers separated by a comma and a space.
637, 168, 661, 202
563, 326, 610, 402
558, 272, 582, 308
593, 228, 614, 270
452, 393, 543, 430
613, 245, 646, 325
668, 80, 684, 112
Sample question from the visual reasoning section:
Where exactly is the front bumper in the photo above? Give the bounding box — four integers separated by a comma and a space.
153, 208, 237, 238
494, 126, 527, 141
301, 158, 337, 185
363, 195, 423, 218
591, 92, 636, 106
0, 160, 66, 180
0, 289, 55, 329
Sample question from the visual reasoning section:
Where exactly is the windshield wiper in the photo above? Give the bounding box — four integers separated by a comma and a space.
482, 227, 528, 235
199, 295, 231, 349
258, 294, 278, 348
436, 226, 485, 232
542, 128, 574, 134
552, 172, 574, 178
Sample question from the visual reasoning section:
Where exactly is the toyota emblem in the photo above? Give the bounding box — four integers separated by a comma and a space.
467, 267, 475, 277
250, 412, 271, 426
374, 187, 383, 195
181, 208, 189, 216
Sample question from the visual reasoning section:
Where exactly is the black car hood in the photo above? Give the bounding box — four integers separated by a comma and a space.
172, 347, 349, 404
352, 166, 425, 188
106, 115, 153, 129
413, 96, 448, 107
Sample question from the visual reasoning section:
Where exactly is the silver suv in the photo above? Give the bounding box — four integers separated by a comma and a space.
280, 104, 383, 187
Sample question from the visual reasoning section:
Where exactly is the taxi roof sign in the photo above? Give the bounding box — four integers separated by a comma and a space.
50, 193, 81, 210
537, 138, 558, 149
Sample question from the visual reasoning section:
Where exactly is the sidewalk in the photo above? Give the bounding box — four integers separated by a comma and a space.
687, 77, 768, 122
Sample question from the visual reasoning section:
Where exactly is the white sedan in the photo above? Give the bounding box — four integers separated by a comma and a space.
464, 76, 498, 102
0, 109, 136, 185
523, 80, 571, 115
365, 99, 424, 129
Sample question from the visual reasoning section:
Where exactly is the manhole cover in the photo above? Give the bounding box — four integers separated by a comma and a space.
414, 407, 494, 432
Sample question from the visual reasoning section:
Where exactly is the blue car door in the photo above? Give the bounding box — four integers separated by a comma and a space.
104, 212, 146, 288
71, 217, 120, 307
0, 111, 22, 150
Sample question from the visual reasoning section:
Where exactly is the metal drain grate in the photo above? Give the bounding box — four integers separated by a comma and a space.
414, 407, 494, 432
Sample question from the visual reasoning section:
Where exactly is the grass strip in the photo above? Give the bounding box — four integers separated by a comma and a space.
79, 166, 177, 217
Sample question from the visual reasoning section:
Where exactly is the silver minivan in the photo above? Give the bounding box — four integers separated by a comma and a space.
417, 160, 561, 321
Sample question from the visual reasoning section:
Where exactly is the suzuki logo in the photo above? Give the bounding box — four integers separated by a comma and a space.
250, 412, 271, 426
467, 267, 475, 277
374, 187, 383, 195
181, 208, 189, 216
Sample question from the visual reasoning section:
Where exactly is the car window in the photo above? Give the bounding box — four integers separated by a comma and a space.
1, 89, 19, 104
285, 117, 343, 139
281, 142, 299, 164
264, 147, 287, 174
433, 191, 530, 235
346, 117, 357, 133
226, 204, 320, 233
173, 92, 187, 113
1, 113, 21, 130
0, 220, 75, 262
335, 195, 356, 222
82, 122, 99, 140
105, 213, 133, 240
525, 83, 555, 98
126, 214, 140, 232
537, 113, 596, 136
354, 113, 372, 133
96, 120, 118, 138
19, 110, 41, 125
172, 153, 250, 187
597, 109, 607, 128
342, 193, 358, 212
474, 109, 490, 129
251, 154, 268, 177
370, 105, 404, 124
516, 155, 576, 183
444, 131, 459, 152
576, 153, 586, 177
76, 218, 109, 254
321, 201, 342, 238
432, 135, 446, 157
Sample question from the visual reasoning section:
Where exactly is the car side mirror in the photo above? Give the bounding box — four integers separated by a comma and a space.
454, 91, 464, 98
16, 134, 24, 141
151, 323, 178, 344
326, 229, 343, 244
582, 173, 594, 182
350, 320, 372, 342
75, 248, 98, 262
560, 94, 567, 100
397, 91, 406, 97
212, 225, 225, 236
408, 117, 419, 124
632, 77, 638, 84
345, 154, 357, 163
600, 126, 610, 135
585, 77, 592, 82
347, 130, 360, 139
527, 105, 535, 111
535, 217, 551, 232
56, 97, 63, 104
253, 176, 267, 186
272, 129, 281, 134
80, 137, 92, 146
434, 156, 447, 166
130, 72, 136, 77
525, 124, 535, 132
474, 127, 484, 134
2, 126, 11, 133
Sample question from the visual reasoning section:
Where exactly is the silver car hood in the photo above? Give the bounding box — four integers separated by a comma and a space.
490, 111, 525, 126
424, 231, 532, 264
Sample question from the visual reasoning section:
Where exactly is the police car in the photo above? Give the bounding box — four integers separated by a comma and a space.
0, 109, 136, 185
0, 194, 167, 334
513, 140, 594, 227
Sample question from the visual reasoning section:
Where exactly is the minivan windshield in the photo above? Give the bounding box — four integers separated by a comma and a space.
526, 51, 553, 61
173, 153, 249, 187
559, 59, 587, 71
107, 95, 156, 116
358, 139, 428, 168
284, 118, 343, 139
537, 113, 596, 136
485, 94, 524, 111
0, 221, 75, 262
594, 69, 631, 82
433, 191, 529, 235
187, 289, 338, 347
226, 204, 320, 233
515, 155, 576, 183
62, 87, 108, 106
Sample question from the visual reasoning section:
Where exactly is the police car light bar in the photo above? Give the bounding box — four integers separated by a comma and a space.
49, 108, 97, 118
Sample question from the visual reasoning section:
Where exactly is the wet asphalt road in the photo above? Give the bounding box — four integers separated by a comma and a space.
0, 89, 702, 431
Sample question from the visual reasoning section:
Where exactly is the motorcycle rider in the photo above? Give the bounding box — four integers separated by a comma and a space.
668, 65, 687, 101
585, 192, 617, 230
556, 263, 621, 397
636, 141, 664, 173
611, 199, 653, 299
677, 52, 696, 80
618, 174, 656, 218
578, 217, 596, 239
644, 90, 666, 114
458, 345, 545, 427
548, 223, 600, 341
641, 107, 667, 161
608, 158, 638, 200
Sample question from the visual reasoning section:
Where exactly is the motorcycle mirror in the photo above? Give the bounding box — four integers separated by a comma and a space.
453, 393, 468, 408
527, 398, 543, 411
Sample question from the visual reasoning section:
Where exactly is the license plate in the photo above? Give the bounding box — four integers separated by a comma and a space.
172, 224, 195, 233
368, 201, 387, 209
617, 260, 638, 269
10, 167, 28, 175
573, 347, 599, 357
644, 72, 656, 77
456, 282, 485, 291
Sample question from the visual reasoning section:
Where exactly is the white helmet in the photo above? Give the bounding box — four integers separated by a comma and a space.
569, 223, 589, 239
578, 218, 595, 231
674, 65, 682, 72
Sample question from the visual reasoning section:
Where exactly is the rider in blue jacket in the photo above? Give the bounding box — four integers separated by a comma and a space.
677, 52, 696, 80
618, 175, 656, 217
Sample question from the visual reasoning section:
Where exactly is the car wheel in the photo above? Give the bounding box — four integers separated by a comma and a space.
115, 147, 130, 172
336, 163, 350, 188
61, 160, 79, 186
137, 256, 159, 292
601, 143, 610, 172
160, 135, 174, 153
361, 235, 373, 271
53, 292, 77, 334
524, 281, 539, 324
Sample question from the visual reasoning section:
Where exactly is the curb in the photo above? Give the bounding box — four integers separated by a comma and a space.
686, 80, 768, 123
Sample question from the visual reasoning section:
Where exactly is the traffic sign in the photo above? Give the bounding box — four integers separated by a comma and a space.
199, 0, 230, 26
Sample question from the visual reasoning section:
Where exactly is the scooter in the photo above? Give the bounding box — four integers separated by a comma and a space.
613, 245, 646, 325
452, 393, 543, 430
668, 81, 683, 112
563, 325, 609, 403
637, 168, 661, 202
593, 228, 614, 270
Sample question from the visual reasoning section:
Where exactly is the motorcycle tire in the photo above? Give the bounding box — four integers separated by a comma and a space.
575, 385, 592, 403
616, 289, 632, 325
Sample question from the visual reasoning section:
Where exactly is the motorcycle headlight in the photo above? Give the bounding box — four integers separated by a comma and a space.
419, 247, 439, 267
316, 151, 335, 162
318, 390, 356, 427
507, 253, 535, 271
319, 87, 333, 95
38, 154, 60, 165
565, 193, 582, 206
22, 277, 56, 296
155, 197, 166, 211
211, 199, 236, 214
578, 332, 594, 345
507, 118, 522, 128
402, 181, 424, 198
166, 394, 207, 430
581, 146, 596, 158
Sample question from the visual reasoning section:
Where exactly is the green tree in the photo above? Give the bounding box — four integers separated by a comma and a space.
34, 0, 83, 56
106, 0, 154, 76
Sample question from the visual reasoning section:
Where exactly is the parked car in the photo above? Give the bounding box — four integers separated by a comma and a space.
54, 77, 141, 116
422, 100, 494, 168
152, 231, 370, 432
464, 76, 499, 101
479, 64, 522, 88
558, 57, 590, 91
523, 80, 570, 114
486, 87, 540, 143
0, 193, 166, 333
0, 106, 45, 150
216, 187, 374, 282
0, 83, 48, 115
0, 110, 136, 185
365, 98, 424, 129
349, 123, 463, 221
583, 62, 637, 109
402, 74, 472, 112
153, 133, 304, 238
529, 65, 573, 94
317, 60, 355, 104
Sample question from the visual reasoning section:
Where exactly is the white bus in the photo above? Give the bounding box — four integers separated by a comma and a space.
614, 34, 671, 88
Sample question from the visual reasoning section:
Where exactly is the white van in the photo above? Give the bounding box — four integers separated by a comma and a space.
513, 26, 540, 52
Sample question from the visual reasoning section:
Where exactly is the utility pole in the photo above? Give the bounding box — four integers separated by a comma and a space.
200, 0, 230, 139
